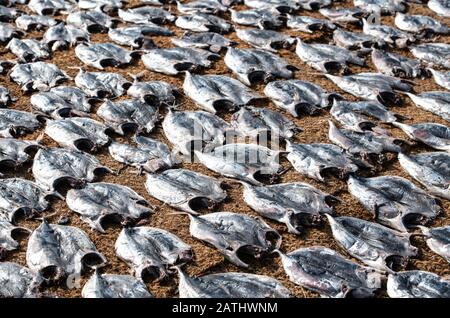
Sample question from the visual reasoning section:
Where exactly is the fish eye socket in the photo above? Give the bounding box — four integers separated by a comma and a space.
41, 265, 59, 280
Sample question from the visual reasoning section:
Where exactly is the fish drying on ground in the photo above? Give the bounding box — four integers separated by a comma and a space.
224, 47, 296, 86
0, 213, 28, 258
242, 182, 337, 234
177, 0, 228, 14
26, 220, 107, 280
45, 117, 109, 152
97, 99, 159, 135
371, 49, 425, 78
43, 23, 90, 51
178, 270, 292, 298
404, 91, 450, 122
398, 152, 450, 200
66, 10, 117, 33
6, 38, 49, 63
162, 110, 230, 155
429, 69, 450, 91
325, 72, 413, 105
75, 43, 136, 70
183, 72, 264, 113
115, 226, 192, 280
244, 0, 300, 13
354, 0, 407, 14
127, 79, 180, 106
32, 147, 110, 192
108, 135, 174, 173
172, 32, 235, 53
296, 0, 332, 10
142, 47, 219, 75
30, 85, 93, 118
0, 85, 14, 107
183, 211, 281, 267
0, 262, 42, 298
286, 15, 336, 33
296, 39, 365, 74
347, 175, 441, 232
10, 61, 69, 92
195, 143, 282, 185
145, 168, 227, 214
277, 246, 384, 298
235, 28, 295, 52
0, 109, 40, 137
319, 7, 368, 24
333, 29, 385, 50
428, 0, 450, 16
15, 14, 57, 31
394, 13, 449, 35
66, 182, 154, 232
264, 79, 340, 116
28, 0, 73, 15
387, 271, 450, 298
230, 7, 285, 29
74, 69, 131, 98
393, 122, 450, 152
82, 272, 153, 298
175, 13, 232, 33
0, 22, 24, 43
420, 226, 450, 263
77, 0, 125, 13
362, 19, 415, 48
286, 141, 359, 181
0, 138, 40, 174
0, 4, 20, 22
411, 43, 450, 69
118, 6, 175, 24
326, 215, 418, 271
108, 25, 171, 49
230, 106, 300, 139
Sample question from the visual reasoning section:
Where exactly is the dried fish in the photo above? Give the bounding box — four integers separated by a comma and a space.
333, 29, 385, 50
411, 43, 450, 69
127, 80, 180, 106
362, 19, 415, 48
0, 109, 40, 137
429, 69, 450, 91
230, 7, 285, 29
172, 32, 235, 52
177, 0, 228, 14
319, 7, 367, 24
118, 6, 175, 24
175, 13, 232, 33
10, 61, 69, 92
43, 23, 89, 51
66, 10, 116, 33
108, 25, 170, 49
405, 91, 450, 122
236, 28, 295, 52
0, 22, 24, 42
371, 49, 425, 78
15, 14, 57, 31
420, 226, 450, 263
287, 15, 336, 33
428, 0, 450, 17
74, 69, 131, 98
393, 122, 450, 152
82, 272, 153, 298
75, 43, 136, 70
387, 271, 450, 298
394, 13, 449, 35
0, 138, 40, 172
244, 0, 300, 13
0, 262, 41, 298
355, 0, 406, 14
0, 85, 13, 107
28, 0, 73, 15
7, 38, 49, 63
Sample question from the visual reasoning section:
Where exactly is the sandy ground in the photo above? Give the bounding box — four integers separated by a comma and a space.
0, 0, 449, 298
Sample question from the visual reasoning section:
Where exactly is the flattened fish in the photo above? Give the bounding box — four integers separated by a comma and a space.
16, 14, 57, 31
26, 220, 107, 280
428, 0, 450, 17
32, 147, 110, 191
177, 0, 228, 14
0, 262, 41, 298
244, 0, 300, 13
224, 47, 295, 86
142, 47, 219, 75
82, 272, 153, 298
235, 28, 295, 52
172, 32, 235, 53
387, 271, 450, 298
108, 25, 171, 49
277, 246, 383, 297
6, 38, 49, 62
108, 136, 174, 173
184, 211, 281, 267
66, 183, 154, 232
43, 23, 90, 51
319, 7, 367, 24
420, 226, 450, 263
28, 0, 72, 15
394, 13, 449, 35
411, 43, 450, 69
74, 69, 131, 98
348, 175, 441, 232
230, 7, 285, 29
175, 13, 231, 33
0, 138, 40, 172
429, 69, 450, 91
0, 215, 28, 257
333, 29, 384, 50
405, 91, 450, 122
178, 270, 292, 298
0, 85, 14, 107
145, 168, 226, 214
118, 6, 175, 24
66, 10, 116, 33
0, 22, 24, 43
326, 215, 417, 271
97, 99, 159, 134
127, 79, 180, 106
115, 226, 192, 280
371, 49, 425, 78
195, 143, 282, 185
242, 182, 337, 234
355, 0, 406, 14
398, 152, 450, 200
0, 109, 40, 137
183, 72, 264, 113
393, 122, 450, 152
77, 0, 124, 13
286, 141, 359, 181
287, 15, 336, 34
362, 19, 415, 49
10, 61, 69, 92
75, 43, 136, 70
264, 79, 340, 116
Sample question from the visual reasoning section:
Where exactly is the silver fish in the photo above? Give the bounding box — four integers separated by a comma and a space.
75, 43, 136, 70
264, 79, 340, 116
97, 99, 159, 134
195, 143, 282, 185
77, 0, 125, 13
355, 0, 406, 14
362, 19, 415, 48
277, 246, 384, 298
405, 91, 450, 122
296, 39, 365, 74
28, 0, 73, 15
0, 214, 28, 258
43, 23, 89, 51
393, 122, 450, 152
398, 152, 450, 200
429, 69, 450, 91
162, 110, 230, 155
127, 79, 180, 106
326, 215, 417, 271
0, 4, 19, 22
145, 168, 226, 214
0, 138, 40, 172
333, 29, 385, 50
231, 106, 300, 139
411, 43, 450, 69
66, 10, 117, 33
66, 182, 154, 232
0, 109, 40, 137
172, 32, 235, 53
348, 175, 440, 232
371, 49, 425, 78
108, 25, 171, 49
178, 270, 291, 298
108, 135, 174, 173
244, 0, 300, 13
286, 141, 359, 181
387, 271, 450, 298
287, 15, 336, 33
74, 69, 131, 98
177, 0, 228, 14
0, 22, 23, 43
319, 7, 367, 24
7, 38, 50, 62
0, 85, 14, 107
235, 28, 295, 52
420, 226, 450, 263
0, 262, 41, 298
26, 220, 107, 280
10, 61, 69, 92
175, 13, 232, 33
394, 13, 449, 35
428, 0, 450, 17
115, 226, 192, 280
297, 0, 332, 10
15, 14, 57, 31
224, 47, 295, 86
242, 182, 336, 234
142, 47, 219, 75
230, 7, 285, 29
118, 6, 175, 24
32, 147, 110, 191
183, 72, 263, 113
82, 271, 153, 298
184, 211, 281, 267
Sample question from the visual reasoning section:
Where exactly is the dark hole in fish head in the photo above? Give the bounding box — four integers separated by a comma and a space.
247, 71, 268, 85
188, 197, 215, 213
358, 121, 377, 131
174, 62, 196, 72
385, 255, 408, 271
41, 265, 60, 280
308, 2, 321, 10
82, 252, 106, 269
40, 8, 55, 16
323, 61, 345, 74
74, 138, 96, 152
320, 166, 346, 180
96, 90, 111, 99
87, 24, 108, 34
102, 5, 118, 16
296, 102, 321, 116
253, 170, 279, 184
392, 68, 407, 78
377, 91, 400, 106
141, 265, 166, 282
120, 122, 139, 135
212, 99, 236, 113
53, 177, 85, 195
10, 226, 30, 242
402, 213, 429, 229
100, 58, 121, 68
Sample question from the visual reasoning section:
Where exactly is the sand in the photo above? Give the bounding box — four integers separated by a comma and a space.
0, 0, 449, 298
